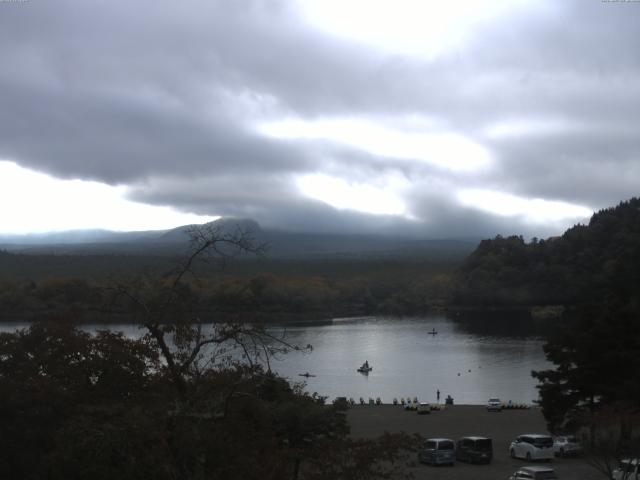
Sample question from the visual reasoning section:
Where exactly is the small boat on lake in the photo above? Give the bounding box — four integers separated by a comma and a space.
357, 361, 372, 373
298, 372, 316, 378
428, 328, 438, 335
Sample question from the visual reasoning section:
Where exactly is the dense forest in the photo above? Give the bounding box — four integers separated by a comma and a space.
441, 196, 640, 463
529, 199, 640, 466
0, 253, 456, 323
453, 197, 640, 310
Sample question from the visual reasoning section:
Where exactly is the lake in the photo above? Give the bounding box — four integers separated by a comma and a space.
263, 315, 550, 405
0, 314, 550, 405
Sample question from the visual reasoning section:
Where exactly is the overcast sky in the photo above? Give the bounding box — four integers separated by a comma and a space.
1, 0, 638, 237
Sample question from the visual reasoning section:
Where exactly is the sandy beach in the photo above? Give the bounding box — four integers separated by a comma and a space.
348, 405, 602, 480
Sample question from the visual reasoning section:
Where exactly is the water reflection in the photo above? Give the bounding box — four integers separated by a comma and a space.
448, 309, 550, 337
264, 315, 550, 404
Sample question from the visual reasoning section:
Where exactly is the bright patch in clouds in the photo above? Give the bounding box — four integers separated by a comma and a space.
0, 161, 216, 234
457, 189, 593, 223
484, 118, 575, 139
299, 0, 529, 58
297, 173, 409, 217
260, 117, 491, 172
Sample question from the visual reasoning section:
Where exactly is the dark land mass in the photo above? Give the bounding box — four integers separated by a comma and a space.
0, 219, 475, 323
453, 197, 640, 312
0, 251, 458, 323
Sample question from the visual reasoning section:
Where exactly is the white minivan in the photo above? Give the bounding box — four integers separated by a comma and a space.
510, 434, 554, 461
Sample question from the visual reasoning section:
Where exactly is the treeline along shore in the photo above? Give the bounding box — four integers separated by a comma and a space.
0, 254, 457, 323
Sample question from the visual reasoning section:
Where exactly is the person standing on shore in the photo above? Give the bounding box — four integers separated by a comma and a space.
437, 389, 440, 403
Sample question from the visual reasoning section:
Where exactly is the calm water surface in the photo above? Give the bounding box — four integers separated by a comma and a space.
265, 316, 550, 404
1, 315, 550, 404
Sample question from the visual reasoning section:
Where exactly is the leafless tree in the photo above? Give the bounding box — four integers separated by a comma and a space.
111, 221, 310, 397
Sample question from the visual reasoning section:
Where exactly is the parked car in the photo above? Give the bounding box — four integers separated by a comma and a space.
455, 436, 492, 464
510, 434, 554, 461
417, 403, 431, 415
552, 435, 582, 457
612, 458, 640, 480
418, 438, 455, 466
486, 398, 502, 412
508, 466, 558, 479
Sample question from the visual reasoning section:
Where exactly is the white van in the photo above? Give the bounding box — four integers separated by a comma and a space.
509, 434, 554, 461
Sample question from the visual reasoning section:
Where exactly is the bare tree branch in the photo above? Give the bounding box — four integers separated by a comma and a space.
107, 220, 309, 399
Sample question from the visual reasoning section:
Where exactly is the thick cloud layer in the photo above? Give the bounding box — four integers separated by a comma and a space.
1, 0, 638, 238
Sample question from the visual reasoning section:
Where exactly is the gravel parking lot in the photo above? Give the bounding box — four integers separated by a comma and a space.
347, 405, 603, 480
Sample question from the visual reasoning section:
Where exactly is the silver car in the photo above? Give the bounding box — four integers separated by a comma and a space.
552, 435, 582, 457
486, 398, 502, 412
508, 466, 558, 479
418, 438, 455, 466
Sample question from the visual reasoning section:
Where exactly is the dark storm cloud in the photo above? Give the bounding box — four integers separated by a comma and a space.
487, 131, 640, 207
128, 171, 417, 235
0, 81, 314, 182
0, 0, 638, 236
407, 190, 534, 239
0, 0, 324, 183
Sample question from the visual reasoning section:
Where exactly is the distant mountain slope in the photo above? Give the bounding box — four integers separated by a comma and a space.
262, 230, 476, 260
157, 218, 262, 243
0, 218, 478, 261
0, 229, 166, 245
453, 197, 640, 307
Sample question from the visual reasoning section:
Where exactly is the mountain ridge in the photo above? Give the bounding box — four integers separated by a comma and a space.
0, 217, 479, 260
